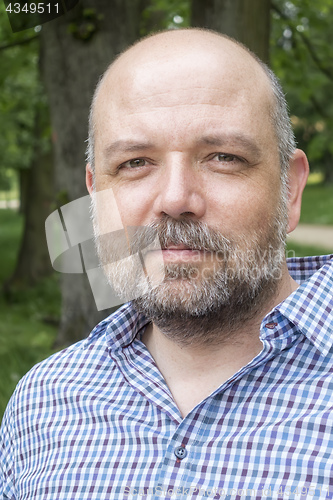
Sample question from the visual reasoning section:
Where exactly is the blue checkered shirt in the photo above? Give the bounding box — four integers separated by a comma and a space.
1, 255, 333, 500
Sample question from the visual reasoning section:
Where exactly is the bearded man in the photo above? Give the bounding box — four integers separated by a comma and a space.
1, 29, 333, 499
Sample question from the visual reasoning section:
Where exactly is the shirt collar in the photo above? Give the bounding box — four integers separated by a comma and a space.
105, 303, 149, 350
275, 254, 333, 356
83, 302, 149, 350
85, 255, 333, 355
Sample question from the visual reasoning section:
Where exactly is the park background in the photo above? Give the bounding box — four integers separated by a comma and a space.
0, 0, 333, 418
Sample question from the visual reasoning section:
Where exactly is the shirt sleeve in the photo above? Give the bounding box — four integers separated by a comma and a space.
0, 392, 17, 499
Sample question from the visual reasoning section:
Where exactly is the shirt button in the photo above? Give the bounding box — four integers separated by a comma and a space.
265, 322, 278, 329
174, 446, 187, 459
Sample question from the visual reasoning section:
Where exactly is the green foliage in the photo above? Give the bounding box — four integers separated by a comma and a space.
0, 2, 49, 187
67, 7, 104, 41
141, 0, 190, 34
0, 168, 12, 191
271, 0, 333, 182
0, 209, 22, 282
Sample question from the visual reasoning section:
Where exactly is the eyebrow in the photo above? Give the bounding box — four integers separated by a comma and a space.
103, 140, 155, 158
198, 133, 262, 159
103, 133, 262, 160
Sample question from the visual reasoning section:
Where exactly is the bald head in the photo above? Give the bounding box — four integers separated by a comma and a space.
87, 29, 295, 177
105, 29, 265, 85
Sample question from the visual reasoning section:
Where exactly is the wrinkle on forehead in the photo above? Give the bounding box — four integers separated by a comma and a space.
116, 89, 251, 113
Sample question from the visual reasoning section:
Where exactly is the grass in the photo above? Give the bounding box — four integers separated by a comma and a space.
0, 209, 60, 419
286, 241, 330, 258
300, 182, 333, 225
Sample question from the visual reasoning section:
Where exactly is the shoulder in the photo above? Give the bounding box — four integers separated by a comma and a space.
1, 302, 147, 440
5, 309, 118, 420
0, 307, 127, 495
5, 302, 144, 416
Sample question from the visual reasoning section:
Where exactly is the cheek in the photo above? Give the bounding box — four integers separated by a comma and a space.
113, 185, 153, 227
206, 179, 281, 236
94, 171, 155, 228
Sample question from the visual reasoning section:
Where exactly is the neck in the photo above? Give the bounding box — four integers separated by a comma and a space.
141, 264, 298, 418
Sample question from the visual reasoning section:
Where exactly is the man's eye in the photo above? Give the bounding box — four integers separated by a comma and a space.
215, 153, 238, 162
122, 158, 147, 168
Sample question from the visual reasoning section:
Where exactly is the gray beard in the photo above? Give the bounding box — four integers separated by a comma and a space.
92, 193, 288, 347
133, 224, 286, 346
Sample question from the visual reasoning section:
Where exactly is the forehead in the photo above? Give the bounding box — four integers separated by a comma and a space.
93, 33, 274, 146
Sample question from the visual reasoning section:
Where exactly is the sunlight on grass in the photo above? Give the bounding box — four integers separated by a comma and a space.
306, 172, 324, 185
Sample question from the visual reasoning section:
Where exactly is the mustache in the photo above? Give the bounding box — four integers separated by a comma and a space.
94, 215, 233, 265
144, 216, 232, 253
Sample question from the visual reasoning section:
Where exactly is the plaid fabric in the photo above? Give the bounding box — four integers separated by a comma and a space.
1, 255, 333, 500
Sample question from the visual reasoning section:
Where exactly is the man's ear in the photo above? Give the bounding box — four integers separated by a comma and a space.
287, 149, 309, 234
86, 163, 94, 195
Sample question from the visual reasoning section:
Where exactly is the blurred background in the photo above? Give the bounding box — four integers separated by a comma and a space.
1, 0, 333, 418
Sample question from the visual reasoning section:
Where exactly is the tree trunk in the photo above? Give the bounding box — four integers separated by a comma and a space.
18, 168, 29, 215
191, 0, 271, 63
5, 107, 54, 289
40, 0, 149, 346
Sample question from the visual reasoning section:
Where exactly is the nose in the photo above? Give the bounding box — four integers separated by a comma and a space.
153, 153, 206, 220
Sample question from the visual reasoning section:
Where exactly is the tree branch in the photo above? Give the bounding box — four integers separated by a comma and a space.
310, 95, 329, 120
0, 34, 39, 52
271, 1, 333, 82
298, 31, 333, 81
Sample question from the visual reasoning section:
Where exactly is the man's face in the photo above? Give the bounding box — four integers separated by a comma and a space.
89, 34, 288, 343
